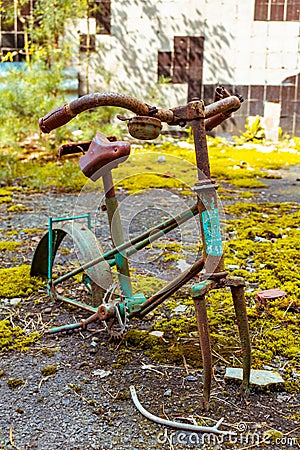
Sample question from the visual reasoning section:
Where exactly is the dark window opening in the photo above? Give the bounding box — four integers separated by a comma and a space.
157, 51, 172, 79
89, 0, 111, 35
158, 36, 204, 100
254, 0, 300, 20
173, 37, 189, 83
0, 0, 35, 62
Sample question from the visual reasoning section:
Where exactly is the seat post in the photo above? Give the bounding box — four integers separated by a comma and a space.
102, 170, 133, 298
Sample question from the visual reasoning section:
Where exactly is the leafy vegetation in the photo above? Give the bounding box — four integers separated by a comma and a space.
0, 0, 120, 149
233, 116, 265, 144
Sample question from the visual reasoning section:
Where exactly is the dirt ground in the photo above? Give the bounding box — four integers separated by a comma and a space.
0, 166, 299, 450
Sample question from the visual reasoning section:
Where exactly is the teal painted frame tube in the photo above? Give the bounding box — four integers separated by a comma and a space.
52, 204, 199, 287
47, 217, 53, 286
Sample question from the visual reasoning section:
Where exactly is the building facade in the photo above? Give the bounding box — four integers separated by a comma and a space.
1, 0, 300, 135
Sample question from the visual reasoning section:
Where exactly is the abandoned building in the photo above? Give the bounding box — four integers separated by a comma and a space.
1, 0, 300, 135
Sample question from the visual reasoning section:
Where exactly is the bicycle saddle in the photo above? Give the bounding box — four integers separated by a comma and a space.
79, 132, 131, 181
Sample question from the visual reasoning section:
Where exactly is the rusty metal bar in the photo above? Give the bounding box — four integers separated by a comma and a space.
138, 256, 205, 317
191, 106, 225, 274
204, 96, 240, 119
230, 285, 251, 394
53, 204, 198, 287
130, 386, 232, 435
191, 115, 211, 179
193, 294, 212, 410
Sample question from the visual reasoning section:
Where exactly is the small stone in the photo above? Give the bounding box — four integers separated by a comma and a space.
163, 389, 172, 397
10, 297, 22, 305
92, 369, 111, 378
254, 236, 268, 242
225, 368, 284, 386
185, 375, 198, 382
276, 394, 290, 403
149, 330, 164, 338
227, 264, 239, 270
263, 365, 276, 371
172, 304, 188, 313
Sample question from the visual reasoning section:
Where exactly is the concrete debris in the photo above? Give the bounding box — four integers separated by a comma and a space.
225, 368, 284, 386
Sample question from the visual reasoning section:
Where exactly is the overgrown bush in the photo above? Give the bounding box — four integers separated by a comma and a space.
0, 62, 66, 146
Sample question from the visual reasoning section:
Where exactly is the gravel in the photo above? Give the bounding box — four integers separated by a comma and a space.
0, 169, 300, 449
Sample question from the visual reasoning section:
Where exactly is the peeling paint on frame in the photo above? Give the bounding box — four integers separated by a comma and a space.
201, 208, 223, 257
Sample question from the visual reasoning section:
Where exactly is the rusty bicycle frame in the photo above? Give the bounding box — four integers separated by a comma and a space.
31, 87, 251, 408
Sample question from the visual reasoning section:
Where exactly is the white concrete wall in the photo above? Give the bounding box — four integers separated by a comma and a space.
69, 0, 300, 123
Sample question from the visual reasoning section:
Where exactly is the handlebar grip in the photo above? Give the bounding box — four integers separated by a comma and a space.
204, 96, 241, 119
39, 104, 76, 133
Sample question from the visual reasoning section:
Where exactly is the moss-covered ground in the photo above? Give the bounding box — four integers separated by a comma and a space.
1, 136, 300, 193
0, 139, 299, 384
125, 200, 300, 379
0, 136, 300, 448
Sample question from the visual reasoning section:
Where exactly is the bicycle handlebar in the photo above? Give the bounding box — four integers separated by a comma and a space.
39, 91, 241, 134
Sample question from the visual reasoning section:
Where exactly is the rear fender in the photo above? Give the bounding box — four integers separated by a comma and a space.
30, 222, 113, 291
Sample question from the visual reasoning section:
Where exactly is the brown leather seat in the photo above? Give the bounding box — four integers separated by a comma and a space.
79, 132, 131, 181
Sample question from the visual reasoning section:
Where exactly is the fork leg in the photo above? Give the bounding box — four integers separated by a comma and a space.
193, 294, 212, 410
230, 285, 251, 394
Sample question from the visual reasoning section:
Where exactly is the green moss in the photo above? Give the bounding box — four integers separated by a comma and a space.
237, 191, 255, 199
116, 348, 132, 365
0, 241, 22, 251
153, 316, 197, 337
0, 320, 40, 352
124, 200, 300, 371
163, 253, 179, 261
180, 189, 194, 196
1, 138, 300, 194
7, 378, 24, 389
153, 242, 183, 252
8, 203, 28, 212
0, 196, 12, 204
284, 380, 300, 393
41, 346, 60, 356
125, 328, 202, 368
118, 173, 184, 193
133, 274, 166, 297
229, 178, 265, 189
5, 230, 18, 236
41, 365, 57, 376
0, 264, 44, 298
0, 188, 14, 196
59, 247, 71, 256
69, 383, 82, 393
264, 429, 283, 443
21, 228, 43, 234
